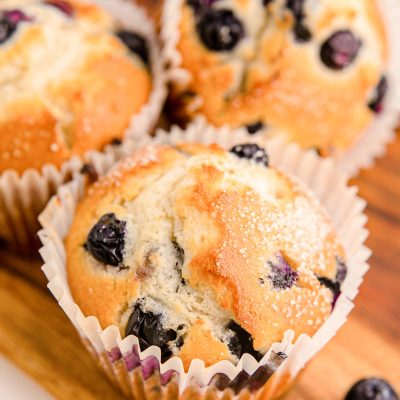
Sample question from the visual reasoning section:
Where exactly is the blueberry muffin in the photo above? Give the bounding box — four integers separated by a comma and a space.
66, 142, 347, 369
166, 0, 388, 155
0, 0, 152, 174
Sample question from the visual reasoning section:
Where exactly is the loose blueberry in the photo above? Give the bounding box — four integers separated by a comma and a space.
125, 304, 178, 362
246, 121, 264, 135
320, 30, 361, 70
230, 143, 269, 166
368, 76, 388, 114
196, 9, 244, 52
0, 10, 32, 44
85, 213, 126, 266
267, 252, 298, 290
227, 320, 263, 361
345, 378, 399, 400
44, 1, 74, 17
116, 31, 149, 66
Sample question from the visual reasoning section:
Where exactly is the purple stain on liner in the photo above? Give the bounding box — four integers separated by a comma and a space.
3, 10, 33, 23
107, 347, 122, 363
160, 370, 176, 385
43, 0, 74, 17
124, 345, 141, 371
141, 355, 160, 380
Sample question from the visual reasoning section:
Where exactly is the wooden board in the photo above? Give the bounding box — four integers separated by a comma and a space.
0, 136, 399, 399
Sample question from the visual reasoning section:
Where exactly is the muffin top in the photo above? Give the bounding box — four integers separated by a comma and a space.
169, 0, 387, 155
0, 0, 152, 174
66, 142, 347, 368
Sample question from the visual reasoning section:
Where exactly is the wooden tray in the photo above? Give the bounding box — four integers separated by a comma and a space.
1, 137, 399, 399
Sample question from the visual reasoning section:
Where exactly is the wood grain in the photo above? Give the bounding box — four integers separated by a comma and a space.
0, 135, 399, 399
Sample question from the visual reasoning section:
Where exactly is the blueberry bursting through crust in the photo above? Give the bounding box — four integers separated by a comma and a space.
320, 30, 361, 70
116, 31, 149, 67
125, 304, 180, 363
196, 8, 245, 52
227, 320, 263, 361
85, 213, 126, 266
230, 144, 269, 167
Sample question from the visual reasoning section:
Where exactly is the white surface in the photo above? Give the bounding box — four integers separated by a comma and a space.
0, 356, 53, 400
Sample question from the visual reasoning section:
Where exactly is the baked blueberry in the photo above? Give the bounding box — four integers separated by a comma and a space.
196, 9, 244, 52
227, 320, 263, 361
246, 121, 264, 135
267, 252, 298, 290
116, 31, 149, 66
230, 143, 269, 166
345, 378, 399, 400
44, 0, 74, 17
0, 10, 32, 44
125, 303, 178, 362
286, 0, 312, 42
294, 22, 312, 42
286, 0, 305, 18
368, 76, 388, 113
320, 30, 361, 70
335, 256, 347, 284
85, 213, 126, 266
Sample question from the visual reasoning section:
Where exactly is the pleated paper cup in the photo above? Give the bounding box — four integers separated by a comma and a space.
0, 0, 166, 250
160, 0, 400, 176
39, 125, 370, 399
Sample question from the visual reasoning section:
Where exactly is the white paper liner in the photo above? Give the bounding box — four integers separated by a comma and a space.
39, 124, 370, 398
160, 0, 400, 176
0, 0, 166, 249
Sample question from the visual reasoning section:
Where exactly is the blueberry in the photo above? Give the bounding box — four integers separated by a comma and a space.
116, 31, 149, 66
230, 143, 269, 166
246, 121, 264, 135
368, 76, 388, 114
267, 252, 299, 290
293, 22, 312, 43
286, 0, 304, 18
317, 256, 347, 307
196, 9, 244, 52
286, 0, 312, 42
335, 257, 347, 285
85, 213, 126, 266
0, 10, 32, 45
187, 0, 218, 10
110, 138, 122, 146
125, 304, 178, 362
320, 30, 361, 70
345, 378, 399, 400
44, 1, 74, 17
226, 320, 263, 361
